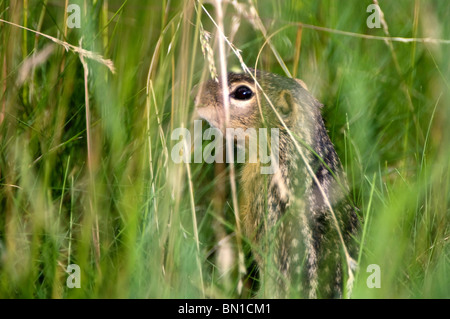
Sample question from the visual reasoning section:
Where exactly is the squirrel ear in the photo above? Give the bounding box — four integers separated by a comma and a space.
294, 78, 308, 91
294, 78, 323, 109
278, 89, 293, 116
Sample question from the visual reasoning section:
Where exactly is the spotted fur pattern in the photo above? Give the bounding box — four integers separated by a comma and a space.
195, 69, 359, 298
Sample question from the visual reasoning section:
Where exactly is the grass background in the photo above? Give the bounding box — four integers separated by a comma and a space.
0, 0, 448, 298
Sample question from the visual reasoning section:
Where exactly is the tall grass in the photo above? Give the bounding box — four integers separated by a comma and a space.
0, 0, 448, 298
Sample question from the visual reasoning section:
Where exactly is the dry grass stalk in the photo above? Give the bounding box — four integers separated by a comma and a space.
79, 39, 101, 275
0, 18, 116, 74
213, 0, 246, 295
199, 24, 218, 82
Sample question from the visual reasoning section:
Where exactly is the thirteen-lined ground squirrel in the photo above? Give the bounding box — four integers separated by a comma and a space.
194, 68, 359, 298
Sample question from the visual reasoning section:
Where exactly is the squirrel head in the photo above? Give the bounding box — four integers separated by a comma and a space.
194, 68, 319, 136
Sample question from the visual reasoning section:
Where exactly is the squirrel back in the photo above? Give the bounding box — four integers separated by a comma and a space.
195, 69, 359, 298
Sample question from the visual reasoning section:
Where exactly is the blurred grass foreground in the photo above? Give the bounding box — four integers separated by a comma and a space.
0, 0, 449, 298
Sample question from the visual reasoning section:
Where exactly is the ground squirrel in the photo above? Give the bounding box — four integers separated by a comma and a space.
194, 68, 359, 298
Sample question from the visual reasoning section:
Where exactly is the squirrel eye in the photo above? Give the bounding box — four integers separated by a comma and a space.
231, 85, 253, 100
